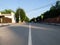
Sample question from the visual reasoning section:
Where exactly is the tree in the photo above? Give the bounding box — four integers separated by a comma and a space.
15, 8, 20, 23
55, 1, 60, 9
20, 8, 29, 22
40, 1, 60, 20
50, 6, 56, 10
20, 8, 26, 22
15, 8, 29, 23
30, 18, 36, 23
1, 9, 15, 14
25, 16, 29, 22
32, 1, 60, 23
36, 16, 42, 22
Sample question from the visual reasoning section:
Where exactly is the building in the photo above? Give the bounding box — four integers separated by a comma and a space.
0, 12, 16, 23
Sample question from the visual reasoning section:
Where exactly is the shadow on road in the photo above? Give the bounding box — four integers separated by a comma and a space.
8, 26, 29, 45
0, 26, 29, 45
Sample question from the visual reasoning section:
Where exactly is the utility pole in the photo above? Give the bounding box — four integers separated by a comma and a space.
19, 9, 21, 23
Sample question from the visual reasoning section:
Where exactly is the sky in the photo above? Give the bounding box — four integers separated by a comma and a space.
0, 0, 57, 19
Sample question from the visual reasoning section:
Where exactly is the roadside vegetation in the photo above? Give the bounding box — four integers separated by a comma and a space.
30, 1, 60, 23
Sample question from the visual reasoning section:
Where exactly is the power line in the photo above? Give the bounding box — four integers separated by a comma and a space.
27, 2, 56, 13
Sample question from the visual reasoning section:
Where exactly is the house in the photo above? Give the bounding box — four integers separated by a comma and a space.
0, 12, 16, 23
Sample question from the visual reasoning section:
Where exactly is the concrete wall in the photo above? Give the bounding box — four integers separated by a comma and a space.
44, 16, 60, 23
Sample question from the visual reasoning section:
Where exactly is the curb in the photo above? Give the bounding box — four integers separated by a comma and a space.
47, 23, 60, 26
0, 24, 9, 27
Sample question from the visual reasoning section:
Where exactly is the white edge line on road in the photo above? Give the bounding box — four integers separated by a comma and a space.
28, 23, 32, 45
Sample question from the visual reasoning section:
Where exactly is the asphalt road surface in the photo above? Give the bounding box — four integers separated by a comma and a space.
0, 23, 60, 45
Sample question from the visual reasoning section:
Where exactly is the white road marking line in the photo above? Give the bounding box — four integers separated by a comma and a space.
28, 23, 32, 45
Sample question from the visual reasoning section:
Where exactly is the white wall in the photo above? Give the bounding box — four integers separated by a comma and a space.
0, 12, 16, 23
11, 12, 16, 23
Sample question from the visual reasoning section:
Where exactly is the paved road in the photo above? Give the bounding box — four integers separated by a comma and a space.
31, 23, 60, 45
0, 23, 60, 45
0, 24, 29, 45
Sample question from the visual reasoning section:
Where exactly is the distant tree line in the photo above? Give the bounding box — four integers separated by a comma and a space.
30, 1, 60, 23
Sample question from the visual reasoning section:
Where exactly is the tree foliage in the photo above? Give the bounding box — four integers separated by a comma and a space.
30, 18, 36, 22
1, 9, 15, 14
30, 1, 60, 22
20, 8, 26, 22
40, 1, 60, 19
15, 8, 20, 23
15, 8, 29, 23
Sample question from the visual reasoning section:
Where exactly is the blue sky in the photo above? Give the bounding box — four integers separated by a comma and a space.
0, 0, 57, 19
